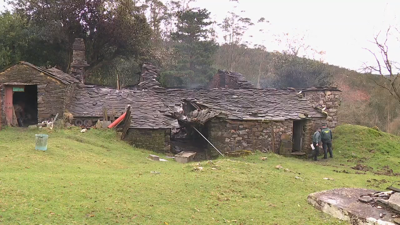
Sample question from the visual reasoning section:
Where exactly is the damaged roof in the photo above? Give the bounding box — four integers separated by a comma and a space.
157, 88, 325, 121
69, 86, 325, 129
301, 87, 341, 92
20, 61, 79, 84
68, 85, 175, 129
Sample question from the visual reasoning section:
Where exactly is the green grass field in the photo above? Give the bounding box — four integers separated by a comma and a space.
0, 125, 399, 224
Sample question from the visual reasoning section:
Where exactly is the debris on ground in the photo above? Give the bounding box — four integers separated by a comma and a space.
149, 154, 160, 161
275, 165, 283, 169
323, 177, 335, 181
261, 157, 267, 161
148, 154, 168, 162
80, 128, 87, 133
193, 166, 204, 171
175, 151, 196, 163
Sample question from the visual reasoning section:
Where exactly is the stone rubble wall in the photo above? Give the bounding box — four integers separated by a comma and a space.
208, 70, 255, 89
124, 128, 171, 154
304, 90, 341, 128
206, 118, 293, 157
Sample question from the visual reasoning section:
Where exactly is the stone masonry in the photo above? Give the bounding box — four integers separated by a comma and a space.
303, 88, 341, 128
206, 118, 293, 157
124, 128, 171, 153
70, 38, 89, 83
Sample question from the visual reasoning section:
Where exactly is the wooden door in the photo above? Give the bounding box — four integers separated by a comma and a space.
5, 86, 13, 125
292, 120, 305, 152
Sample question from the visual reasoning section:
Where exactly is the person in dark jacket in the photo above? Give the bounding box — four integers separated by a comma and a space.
321, 123, 333, 159
312, 128, 321, 161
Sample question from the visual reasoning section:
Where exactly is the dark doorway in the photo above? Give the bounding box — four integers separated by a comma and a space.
171, 123, 210, 161
12, 85, 38, 127
292, 120, 305, 152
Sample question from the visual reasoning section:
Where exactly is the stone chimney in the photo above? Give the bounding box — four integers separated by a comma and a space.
137, 63, 163, 90
208, 70, 255, 89
70, 38, 89, 83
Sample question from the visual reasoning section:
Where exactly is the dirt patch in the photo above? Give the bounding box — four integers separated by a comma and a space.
366, 179, 389, 188
374, 166, 400, 176
333, 169, 350, 174
351, 164, 372, 172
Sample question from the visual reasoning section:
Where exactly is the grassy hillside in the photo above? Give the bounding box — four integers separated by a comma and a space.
0, 125, 398, 224
330, 124, 400, 174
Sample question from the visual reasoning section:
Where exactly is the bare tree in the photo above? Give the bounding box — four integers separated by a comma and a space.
363, 27, 400, 103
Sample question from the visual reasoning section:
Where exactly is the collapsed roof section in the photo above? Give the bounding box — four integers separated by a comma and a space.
157, 88, 325, 122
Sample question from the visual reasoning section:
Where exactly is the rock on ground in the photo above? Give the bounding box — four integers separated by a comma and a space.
308, 188, 398, 225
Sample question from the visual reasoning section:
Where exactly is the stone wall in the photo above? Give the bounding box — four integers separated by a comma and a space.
64, 83, 77, 111
208, 70, 254, 89
304, 90, 341, 128
124, 128, 171, 153
206, 118, 293, 157
0, 64, 67, 123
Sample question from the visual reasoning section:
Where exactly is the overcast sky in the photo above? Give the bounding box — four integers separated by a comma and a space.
192, 0, 400, 72
2, 0, 400, 72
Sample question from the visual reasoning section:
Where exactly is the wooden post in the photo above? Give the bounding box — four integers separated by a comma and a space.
272, 126, 275, 153
121, 105, 131, 140
103, 107, 108, 121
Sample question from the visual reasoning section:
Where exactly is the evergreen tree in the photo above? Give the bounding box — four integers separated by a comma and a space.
161, 8, 218, 88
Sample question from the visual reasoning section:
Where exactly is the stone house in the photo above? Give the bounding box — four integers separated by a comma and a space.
0, 39, 341, 157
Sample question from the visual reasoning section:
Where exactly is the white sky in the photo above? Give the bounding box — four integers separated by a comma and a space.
193, 0, 400, 72
2, 0, 400, 71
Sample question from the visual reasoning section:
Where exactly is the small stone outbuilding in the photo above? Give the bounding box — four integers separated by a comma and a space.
0, 61, 79, 127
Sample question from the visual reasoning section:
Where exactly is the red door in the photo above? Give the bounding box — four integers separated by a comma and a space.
5, 86, 13, 125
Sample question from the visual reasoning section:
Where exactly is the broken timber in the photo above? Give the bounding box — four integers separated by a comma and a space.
120, 105, 132, 140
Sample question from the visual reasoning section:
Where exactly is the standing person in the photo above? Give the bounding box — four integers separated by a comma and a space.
321, 123, 333, 159
312, 128, 321, 161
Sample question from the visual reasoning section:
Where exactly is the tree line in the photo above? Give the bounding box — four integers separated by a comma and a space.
0, 0, 334, 89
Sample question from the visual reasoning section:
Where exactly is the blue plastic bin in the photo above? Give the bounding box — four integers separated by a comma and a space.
35, 134, 48, 151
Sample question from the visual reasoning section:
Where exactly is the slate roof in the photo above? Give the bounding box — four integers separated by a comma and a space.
68, 85, 175, 129
301, 87, 341, 92
20, 61, 79, 84
156, 88, 325, 121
